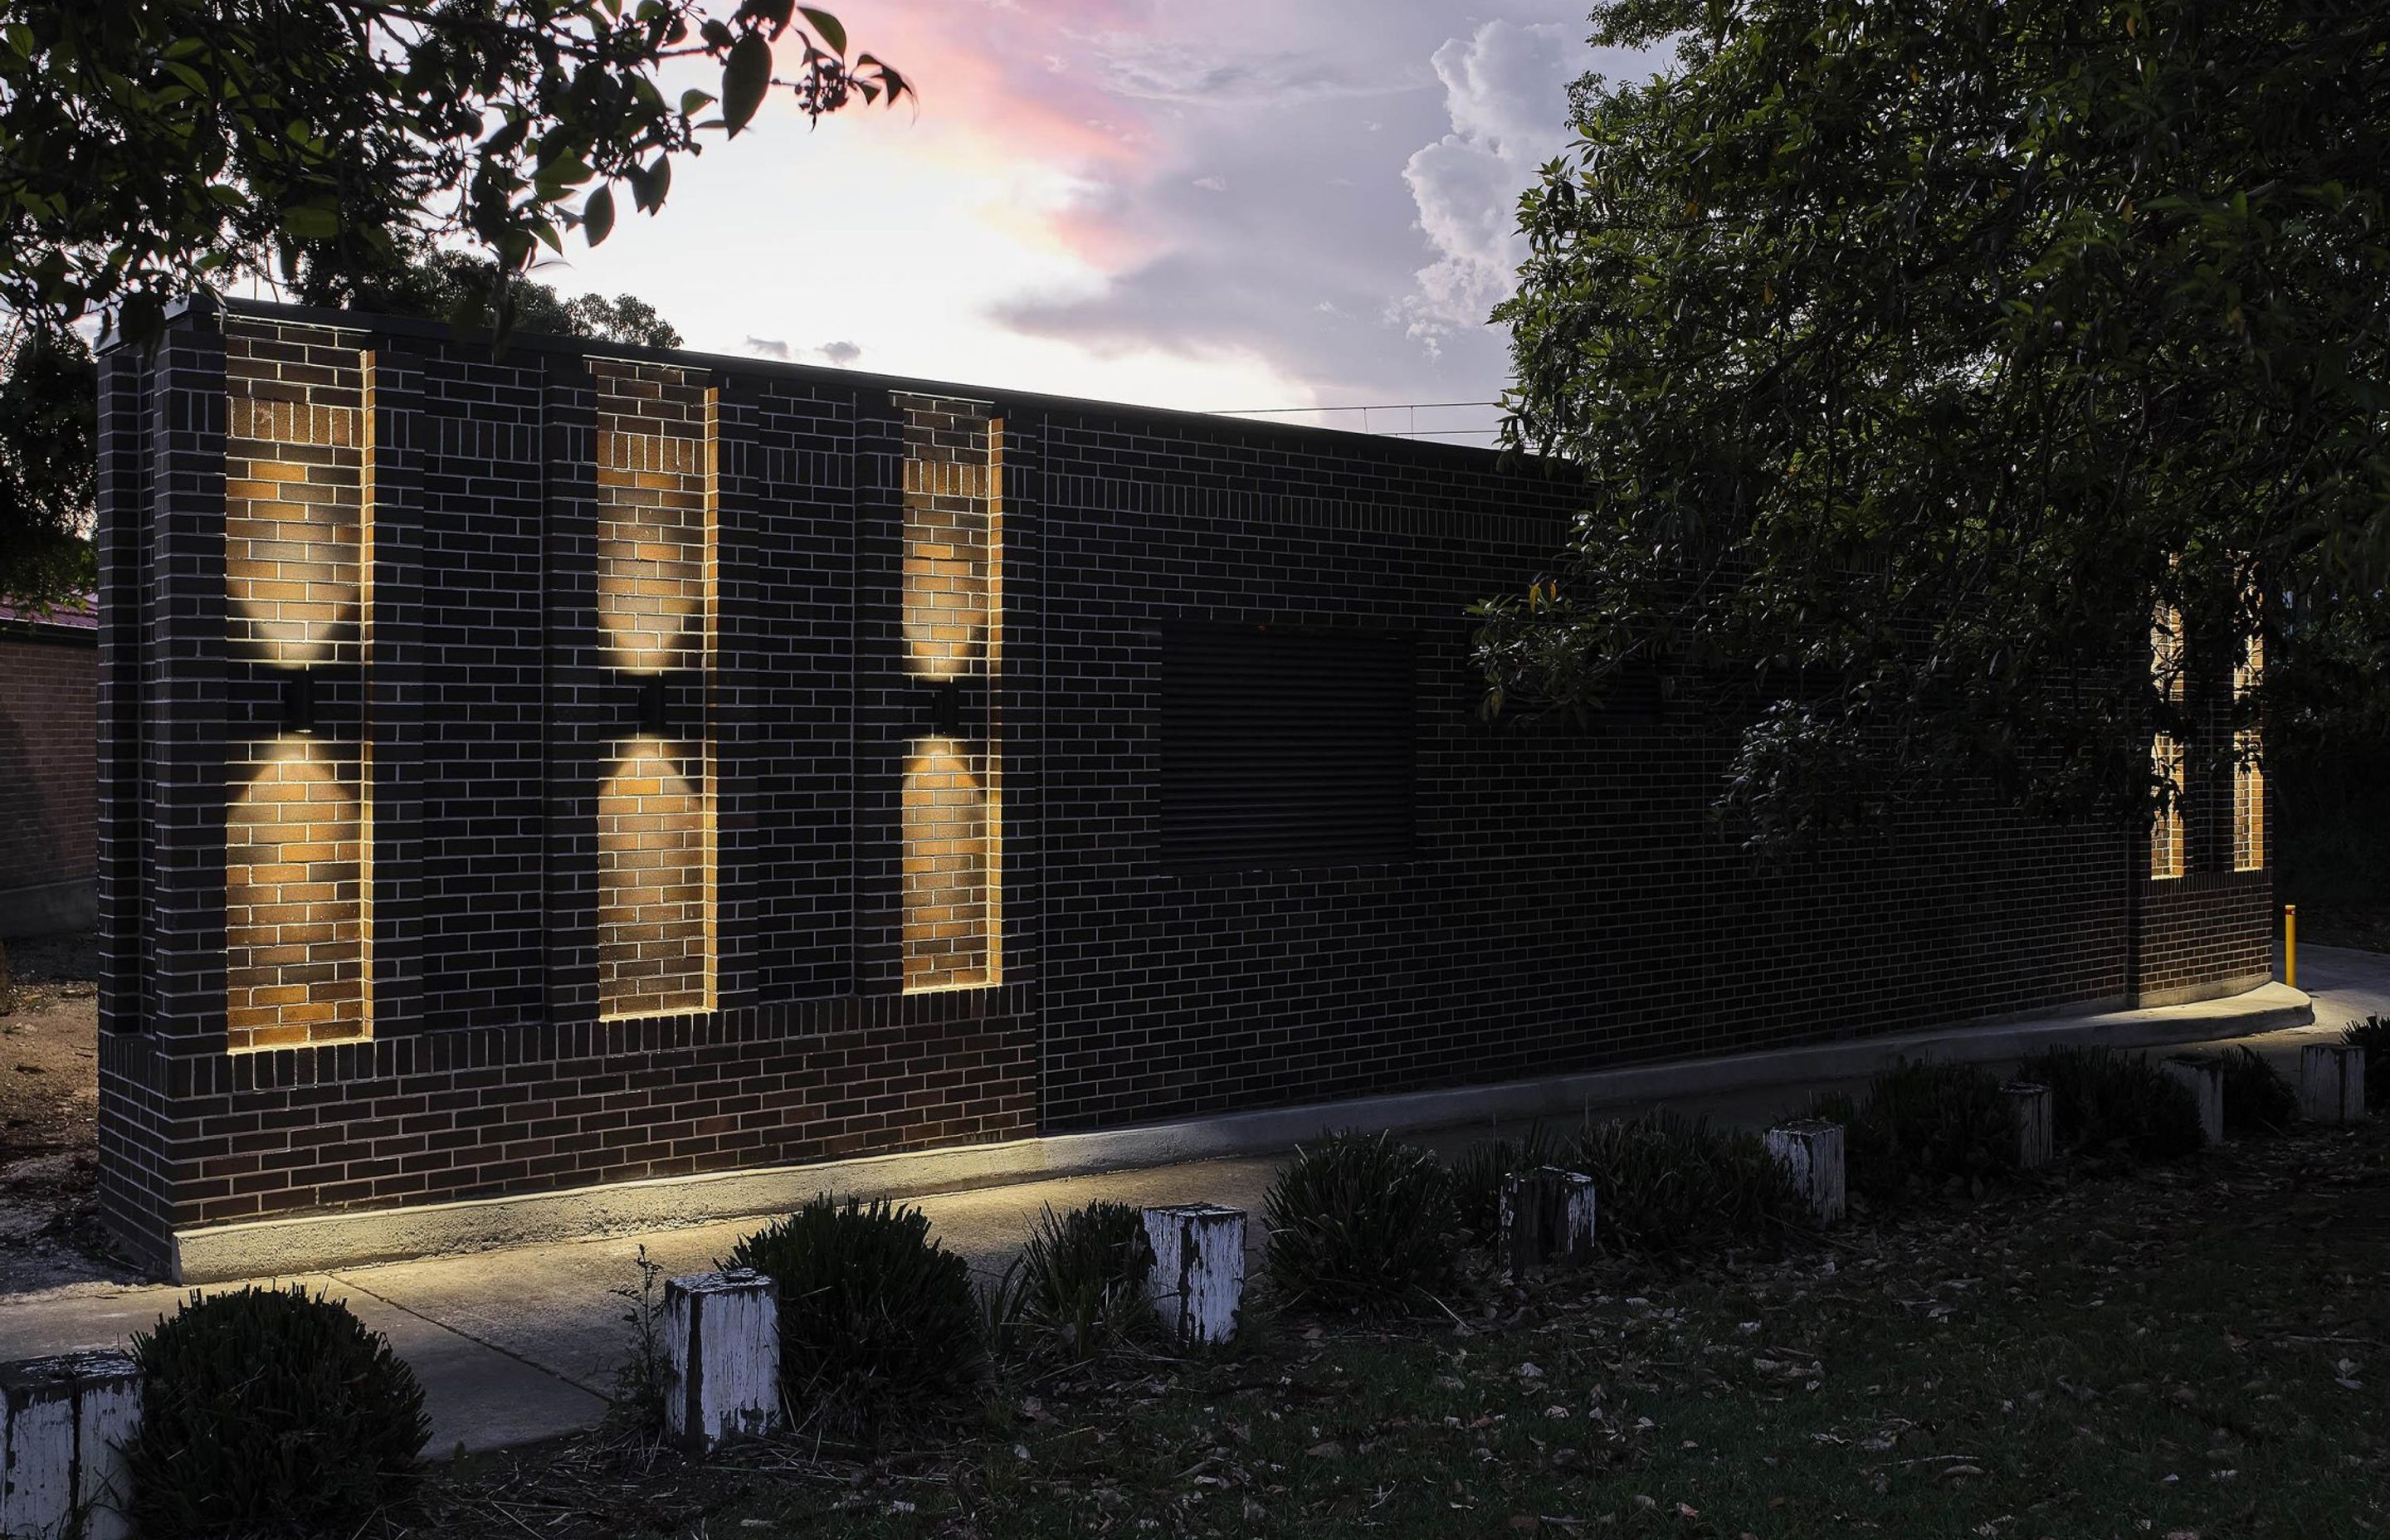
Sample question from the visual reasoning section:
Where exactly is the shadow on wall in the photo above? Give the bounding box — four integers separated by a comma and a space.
2276, 742, 2390, 952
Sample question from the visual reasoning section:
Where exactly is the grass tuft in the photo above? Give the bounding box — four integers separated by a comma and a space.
1814, 1060, 2017, 1203
1568, 1112, 1807, 1255
2012, 1045, 2205, 1161
1263, 1131, 1461, 1313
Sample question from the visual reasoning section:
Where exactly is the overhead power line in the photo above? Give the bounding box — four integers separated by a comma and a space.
1210, 400, 1500, 414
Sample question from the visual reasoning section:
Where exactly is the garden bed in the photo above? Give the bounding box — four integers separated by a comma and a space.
381, 1118, 2390, 1539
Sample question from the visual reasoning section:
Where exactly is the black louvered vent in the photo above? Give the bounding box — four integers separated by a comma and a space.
1158, 625, 1417, 873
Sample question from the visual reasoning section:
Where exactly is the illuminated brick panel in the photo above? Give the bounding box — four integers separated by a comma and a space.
2149, 606, 2186, 881
222, 329, 370, 1051
900, 399, 1001, 992
2151, 737, 2187, 880
595, 361, 715, 1018
2233, 635, 2265, 872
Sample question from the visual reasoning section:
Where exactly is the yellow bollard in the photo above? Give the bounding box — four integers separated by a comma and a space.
2285, 903, 2297, 989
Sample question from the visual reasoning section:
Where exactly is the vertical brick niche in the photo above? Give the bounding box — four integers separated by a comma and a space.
2149, 606, 2186, 883
594, 361, 715, 1018
222, 328, 371, 1050
2232, 635, 2265, 872
900, 401, 1001, 992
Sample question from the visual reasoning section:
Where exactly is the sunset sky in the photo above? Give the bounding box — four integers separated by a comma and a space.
534, 2, 1664, 444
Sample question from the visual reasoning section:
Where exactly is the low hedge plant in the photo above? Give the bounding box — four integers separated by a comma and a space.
2013, 1045, 2204, 1161
2346, 1016, 2390, 1110
1264, 1130, 1461, 1313
992, 1200, 1158, 1364
2220, 1045, 2298, 1136
725, 1194, 985, 1438
1448, 1122, 1567, 1245
1568, 1113, 1807, 1256
1814, 1060, 2018, 1203
126, 1284, 430, 1539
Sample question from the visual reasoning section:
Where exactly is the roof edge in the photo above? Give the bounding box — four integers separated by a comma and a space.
160, 295, 1566, 475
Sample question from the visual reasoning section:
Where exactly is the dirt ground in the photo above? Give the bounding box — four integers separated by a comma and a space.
0, 931, 136, 1290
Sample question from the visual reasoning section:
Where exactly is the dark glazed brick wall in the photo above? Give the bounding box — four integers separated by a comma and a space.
1022, 408, 2158, 1133
2139, 870, 2275, 1004
90, 299, 2273, 1263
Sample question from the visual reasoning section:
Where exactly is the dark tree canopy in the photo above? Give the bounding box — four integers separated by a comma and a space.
0, 245, 688, 608
0, 318, 95, 613
1482, 0, 2390, 846
0, 0, 901, 607
294, 241, 685, 348
0, 1, 905, 347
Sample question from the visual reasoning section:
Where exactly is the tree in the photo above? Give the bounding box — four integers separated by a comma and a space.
0, 244, 687, 607
293, 241, 685, 348
1481, 0, 2390, 846
0, 2, 906, 348
0, 317, 95, 614
0, 0, 902, 607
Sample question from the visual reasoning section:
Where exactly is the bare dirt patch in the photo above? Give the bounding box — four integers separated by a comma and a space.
0, 931, 137, 1290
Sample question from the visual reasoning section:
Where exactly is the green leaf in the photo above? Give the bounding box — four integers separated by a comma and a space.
680, 88, 716, 117
280, 205, 340, 240
583, 184, 615, 245
722, 30, 772, 137
799, 7, 846, 55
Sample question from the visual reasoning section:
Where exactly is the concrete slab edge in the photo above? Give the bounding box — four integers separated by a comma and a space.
171, 982, 2314, 1283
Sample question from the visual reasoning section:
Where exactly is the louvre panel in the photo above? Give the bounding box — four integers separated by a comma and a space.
1158, 625, 1417, 872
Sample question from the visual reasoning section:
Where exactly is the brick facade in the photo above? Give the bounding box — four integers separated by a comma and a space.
0, 613, 96, 937
90, 298, 2275, 1271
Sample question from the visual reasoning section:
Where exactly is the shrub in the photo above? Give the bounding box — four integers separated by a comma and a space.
1448, 1122, 1566, 1243
1264, 1130, 1461, 1311
1815, 1060, 2017, 1202
1568, 1113, 1807, 1255
2012, 1046, 2204, 1160
2220, 1045, 2298, 1135
725, 1195, 984, 1436
2345, 1016, 2390, 1110
126, 1284, 429, 1539
1002, 1200, 1157, 1362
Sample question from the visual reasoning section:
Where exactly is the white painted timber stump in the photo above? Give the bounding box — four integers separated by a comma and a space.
2002, 1081, 2055, 1170
1499, 1167, 1597, 1280
0, 1349, 142, 1540
1765, 1119, 1846, 1226
1142, 1204, 1246, 1348
2300, 1044, 2368, 1125
663, 1270, 782, 1450
2162, 1053, 2225, 1145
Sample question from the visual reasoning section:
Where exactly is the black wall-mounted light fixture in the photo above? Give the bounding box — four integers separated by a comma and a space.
636, 675, 670, 736
280, 668, 317, 735
923, 675, 988, 739
930, 678, 964, 738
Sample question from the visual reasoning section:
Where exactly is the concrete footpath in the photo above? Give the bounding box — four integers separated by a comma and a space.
2, 948, 2382, 1455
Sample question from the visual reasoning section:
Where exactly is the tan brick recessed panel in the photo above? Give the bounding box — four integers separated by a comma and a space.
223, 329, 373, 1051
226, 741, 368, 1050
599, 741, 713, 1016
595, 362, 715, 1019
900, 400, 1002, 992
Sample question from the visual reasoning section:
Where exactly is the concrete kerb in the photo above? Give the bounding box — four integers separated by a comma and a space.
169, 981, 2314, 1284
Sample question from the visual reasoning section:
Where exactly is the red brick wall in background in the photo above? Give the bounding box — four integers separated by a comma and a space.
0, 623, 97, 927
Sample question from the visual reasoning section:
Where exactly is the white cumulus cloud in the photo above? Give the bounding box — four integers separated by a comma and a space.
1393, 21, 1590, 355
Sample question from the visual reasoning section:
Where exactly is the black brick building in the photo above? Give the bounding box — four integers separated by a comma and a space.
92, 298, 2275, 1273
